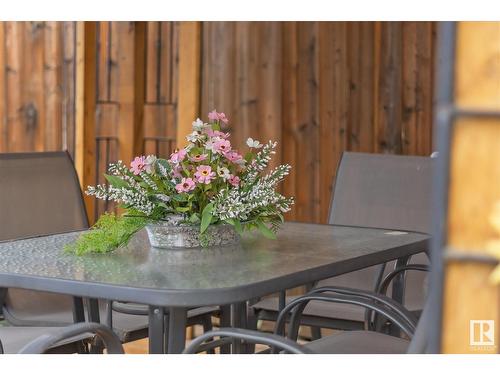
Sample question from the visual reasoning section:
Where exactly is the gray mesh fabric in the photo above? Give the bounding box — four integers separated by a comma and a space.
0, 152, 88, 324
304, 330, 409, 354
253, 152, 432, 328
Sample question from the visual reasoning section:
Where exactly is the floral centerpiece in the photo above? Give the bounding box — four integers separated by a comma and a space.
66, 110, 293, 254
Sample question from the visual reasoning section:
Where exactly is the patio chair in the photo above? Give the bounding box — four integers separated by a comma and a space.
0, 151, 215, 345
0, 322, 124, 354
184, 285, 432, 354
250, 152, 432, 336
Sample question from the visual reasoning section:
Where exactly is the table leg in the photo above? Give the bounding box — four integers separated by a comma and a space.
72, 297, 86, 323
219, 305, 231, 354
86, 298, 102, 353
167, 307, 187, 354
390, 255, 411, 336
231, 302, 248, 353
148, 306, 165, 354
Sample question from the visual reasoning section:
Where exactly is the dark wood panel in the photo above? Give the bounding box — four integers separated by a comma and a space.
0, 21, 436, 225
200, 21, 436, 223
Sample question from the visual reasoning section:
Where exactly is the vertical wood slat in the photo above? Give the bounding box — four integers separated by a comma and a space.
75, 21, 97, 221
356, 22, 375, 152
281, 22, 298, 221
233, 22, 257, 151
177, 21, 201, 147
402, 22, 435, 156
295, 22, 320, 223
44, 21, 63, 151
117, 22, 140, 165
258, 22, 282, 169
0, 22, 6, 152
23, 22, 45, 152
5, 22, 24, 151
145, 22, 160, 104
376, 22, 403, 154
62, 21, 76, 155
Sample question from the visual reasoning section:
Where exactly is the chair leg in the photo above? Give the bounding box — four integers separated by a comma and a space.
246, 306, 258, 353
201, 316, 215, 354
310, 326, 322, 341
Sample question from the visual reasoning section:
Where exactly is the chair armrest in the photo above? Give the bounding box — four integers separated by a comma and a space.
183, 328, 312, 354
274, 286, 418, 342
305, 286, 418, 329
18, 322, 124, 354
377, 264, 429, 296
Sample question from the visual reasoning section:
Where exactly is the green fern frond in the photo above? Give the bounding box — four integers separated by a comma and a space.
64, 212, 147, 256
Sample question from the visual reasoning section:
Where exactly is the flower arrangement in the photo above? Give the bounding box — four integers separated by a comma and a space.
66, 110, 294, 255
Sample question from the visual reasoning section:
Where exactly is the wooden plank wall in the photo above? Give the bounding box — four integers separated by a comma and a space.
0, 21, 436, 224
200, 21, 437, 223
0, 21, 77, 154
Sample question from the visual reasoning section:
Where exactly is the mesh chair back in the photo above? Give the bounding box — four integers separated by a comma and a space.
0, 152, 89, 324
320, 152, 433, 309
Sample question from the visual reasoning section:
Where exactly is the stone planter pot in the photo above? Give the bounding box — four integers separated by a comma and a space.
145, 221, 240, 249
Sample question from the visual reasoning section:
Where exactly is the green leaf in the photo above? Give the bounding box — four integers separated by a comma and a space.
155, 159, 171, 175
175, 206, 190, 213
244, 152, 254, 162
256, 220, 276, 240
104, 174, 129, 189
172, 194, 188, 202
200, 202, 214, 234
233, 219, 243, 235
189, 213, 200, 223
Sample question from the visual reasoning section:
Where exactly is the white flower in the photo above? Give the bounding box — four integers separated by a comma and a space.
205, 140, 216, 152
192, 118, 210, 131
217, 166, 231, 180
246, 137, 263, 149
144, 155, 157, 173
186, 131, 200, 143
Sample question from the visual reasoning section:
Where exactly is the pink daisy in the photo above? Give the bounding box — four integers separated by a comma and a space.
130, 156, 146, 175
213, 139, 231, 154
169, 149, 187, 164
194, 165, 216, 184
224, 150, 244, 164
228, 175, 240, 187
175, 178, 196, 193
189, 153, 208, 163
208, 109, 229, 124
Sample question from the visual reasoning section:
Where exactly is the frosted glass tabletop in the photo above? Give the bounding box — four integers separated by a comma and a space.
0, 222, 429, 306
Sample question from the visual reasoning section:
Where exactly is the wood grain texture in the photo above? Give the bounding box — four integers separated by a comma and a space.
177, 21, 200, 147
75, 21, 97, 220
199, 21, 436, 223
0, 21, 436, 225
441, 21, 500, 353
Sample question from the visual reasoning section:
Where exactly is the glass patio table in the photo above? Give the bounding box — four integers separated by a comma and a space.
0, 222, 429, 353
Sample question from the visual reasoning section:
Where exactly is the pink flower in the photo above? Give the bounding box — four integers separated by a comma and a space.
175, 178, 196, 193
228, 175, 240, 187
189, 153, 208, 163
208, 109, 229, 124
213, 139, 231, 154
194, 165, 216, 184
169, 149, 187, 164
205, 129, 230, 139
130, 156, 146, 175
224, 150, 244, 164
